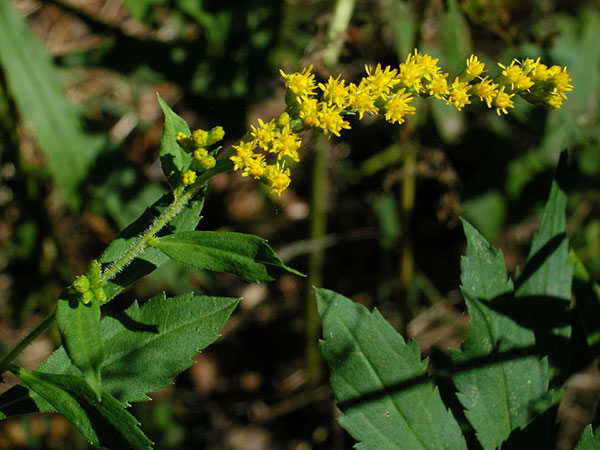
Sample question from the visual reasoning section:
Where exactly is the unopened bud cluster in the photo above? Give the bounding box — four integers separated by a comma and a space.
72, 260, 106, 305
226, 50, 572, 195
175, 126, 224, 186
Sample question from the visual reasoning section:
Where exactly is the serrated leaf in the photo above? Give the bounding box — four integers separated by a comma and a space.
96, 292, 239, 404
55, 296, 103, 399
100, 191, 205, 302
451, 220, 551, 450
157, 93, 193, 190
514, 150, 572, 383
316, 288, 467, 450
0, 0, 104, 209
154, 231, 304, 282
575, 425, 600, 450
11, 367, 152, 450
0, 293, 239, 415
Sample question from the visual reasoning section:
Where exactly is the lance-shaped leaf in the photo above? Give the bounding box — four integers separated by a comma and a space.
317, 288, 467, 450
157, 93, 193, 190
0, 0, 104, 209
10, 367, 152, 450
153, 231, 304, 282
55, 296, 103, 399
100, 191, 205, 302
451, 220, 552, 450
514, 150, 572, 383
0, 293, 239, 415
575, 425, 600, 450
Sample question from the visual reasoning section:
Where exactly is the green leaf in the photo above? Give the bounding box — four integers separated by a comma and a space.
514, 150, 572, 383
575, 425, 600, 450
572, 251, 600, 365
157, 93, 193, 190
316, 288, 467, 450
450, 220, 552, 450
55, 296, 104, 399
93, 292, 240, 405
11, 367, 152, 450
0, 293, 239, 415
99, 191, 205, 302
153, 231, 304, 282
0, 0, 104, 209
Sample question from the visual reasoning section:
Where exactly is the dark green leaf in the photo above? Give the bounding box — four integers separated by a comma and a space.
451, 220, 552, 450
317, 288, 467, 450
0, 293, 239, 414
514, 150, 572, 383
153, 231, 304, 282
575, 425, 600, 450
0, 0, 104, 208
157, 93, 193, 190
11, 367, 152, 450
55, 296, 103, 399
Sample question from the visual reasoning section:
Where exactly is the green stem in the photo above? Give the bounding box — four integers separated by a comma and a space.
0, 309, 56, 375
398, 144, 416, 335
99, 153, 233, 284
304, 0, 356, 386
306, 139, 327, 385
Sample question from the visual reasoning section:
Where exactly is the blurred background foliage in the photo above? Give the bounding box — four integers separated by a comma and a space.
1, 0, 599, 449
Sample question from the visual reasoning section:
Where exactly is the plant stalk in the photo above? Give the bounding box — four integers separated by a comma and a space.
0, 309, 56, 375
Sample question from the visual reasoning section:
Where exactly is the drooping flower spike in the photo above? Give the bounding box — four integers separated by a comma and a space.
224, 50, 571, 195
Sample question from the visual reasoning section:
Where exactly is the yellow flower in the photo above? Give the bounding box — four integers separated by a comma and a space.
182, 170, 197, 186
412, 50, 441, 80
383, 89, 416, 124
316, 103, 351, 137
280, 65, 317, 97
446, 78, 471, 110
363, 64, 400, 98
465, 55, 485, 79
242, 154, 267, 179
427, 72, 450, 99
298, 96, 320, 127
492, 86, 515, 115
250, 118, 277, 150
347, 83, 379, 119
266, 163, 291, 195
230, 141, 257, 170
545, 94, 563, 109
319, 75, 350, 108
551, 69, 573, 97
470, 77, 498, 108
398, 57, 425, 91
271, 126, 302, 162
498, 60, 533, 91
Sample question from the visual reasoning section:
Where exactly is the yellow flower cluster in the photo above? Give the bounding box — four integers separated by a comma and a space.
176, 126, 224, 186
229, 114, 301, 195
227, 50, 571, 195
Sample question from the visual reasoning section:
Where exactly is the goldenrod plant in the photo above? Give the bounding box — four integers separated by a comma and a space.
1, 46, 593, 449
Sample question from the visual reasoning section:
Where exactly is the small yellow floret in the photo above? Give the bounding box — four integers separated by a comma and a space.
470, 77, 498, 108
271, 126, 302, 162
250, 119, 277, 150
492, 86, 515, 115
319, 75, 350, 108
316, 103, 351, 137
383, 89, 416, 124
242, 154, 267, 179
364, 64, 401, 98
182, 170, 197, 186
348, 83, 379, 119
266, 163, 291, 195
465, 55, 485, 79
230, 141, 257, 170
192, 129, 208, 147
280, 65, 317, 97
446, 79, 471, 110
427, 73, 450, 99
